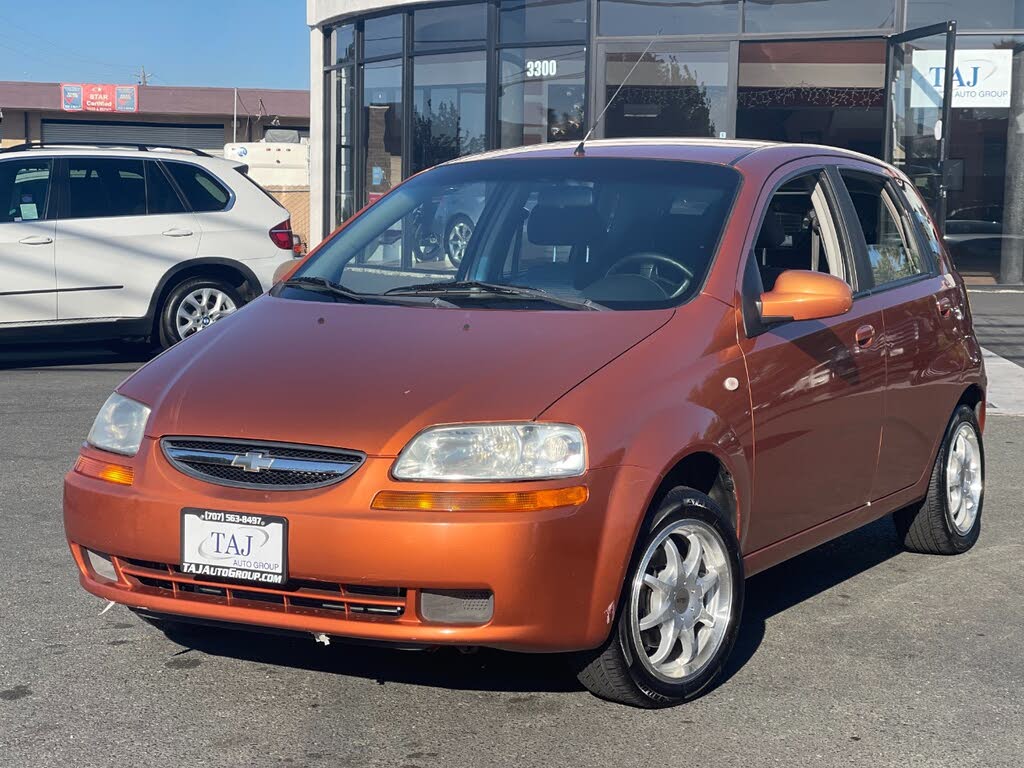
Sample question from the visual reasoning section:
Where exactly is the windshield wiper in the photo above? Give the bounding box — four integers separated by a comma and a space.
384, 280, 608, 311
281, 276, 367, 303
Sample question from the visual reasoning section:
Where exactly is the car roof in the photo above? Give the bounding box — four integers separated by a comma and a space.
0, 144, 229, 165
448, 138, 889, 173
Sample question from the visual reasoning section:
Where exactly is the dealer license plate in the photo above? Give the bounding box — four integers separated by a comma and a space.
180, 508, 287, 585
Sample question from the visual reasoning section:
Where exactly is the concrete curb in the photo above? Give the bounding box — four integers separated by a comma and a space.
983, 347, 1024, 417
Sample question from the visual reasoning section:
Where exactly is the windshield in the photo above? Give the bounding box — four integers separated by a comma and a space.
283, 157, 741, 311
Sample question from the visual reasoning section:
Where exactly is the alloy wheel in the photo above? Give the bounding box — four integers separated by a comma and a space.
175, 288, 237, 340
946, 422, 982, 535
629, 519, 734, 683
446, 220, 473, 266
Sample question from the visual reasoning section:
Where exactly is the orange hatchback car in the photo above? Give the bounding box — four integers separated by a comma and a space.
65, 140, 986, 708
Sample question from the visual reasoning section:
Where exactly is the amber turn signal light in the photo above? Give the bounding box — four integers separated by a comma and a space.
371, 485, 589, 512
74, 455, 134, 486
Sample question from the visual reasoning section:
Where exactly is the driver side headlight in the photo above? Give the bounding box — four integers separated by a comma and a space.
393, 423, 586, 481
87, 393, 151, 457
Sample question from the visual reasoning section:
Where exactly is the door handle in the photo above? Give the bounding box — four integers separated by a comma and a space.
855, 324, 876, 348
18, 235, 53, 245
162, 228, 193, 237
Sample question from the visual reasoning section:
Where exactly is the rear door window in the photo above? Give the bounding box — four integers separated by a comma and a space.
65, 157, 147, 219
0, 158, 52, 223
839, 170, 928, 289
145, 160, 186, 215
165, 162, 231, 212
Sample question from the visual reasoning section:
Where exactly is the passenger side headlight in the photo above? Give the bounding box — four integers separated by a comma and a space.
393, 423, 586, 481
87, 393, 151, 457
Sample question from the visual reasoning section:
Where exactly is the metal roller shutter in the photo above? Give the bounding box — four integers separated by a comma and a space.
41, 119, 225, 151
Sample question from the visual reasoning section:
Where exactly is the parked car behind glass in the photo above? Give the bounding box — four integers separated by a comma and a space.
65, 140, 986, 708
0, 143, 298, 348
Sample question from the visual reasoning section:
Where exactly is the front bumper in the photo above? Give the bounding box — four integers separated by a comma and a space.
64, 441, 654, 652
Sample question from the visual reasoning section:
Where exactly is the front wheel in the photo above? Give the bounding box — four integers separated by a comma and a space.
574, 487, 744, 708
158, 277, 243, 349
894, 404, 984, 554
444, 215, 474, 268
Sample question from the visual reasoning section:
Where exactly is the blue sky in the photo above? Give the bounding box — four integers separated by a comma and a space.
0, 1, 309, 90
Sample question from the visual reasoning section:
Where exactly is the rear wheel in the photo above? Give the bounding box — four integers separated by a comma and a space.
574, 488, 744, 708
444, 215, 474, 267
158, 276, 243, 348
895, 404, 983, 554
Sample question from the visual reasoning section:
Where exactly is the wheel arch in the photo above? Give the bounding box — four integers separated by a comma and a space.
147, 258, 261, 334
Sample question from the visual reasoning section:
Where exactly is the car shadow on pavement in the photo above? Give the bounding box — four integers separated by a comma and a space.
0, 342, 155, 370
720, 515, 903, 687
158, 516, 904, 697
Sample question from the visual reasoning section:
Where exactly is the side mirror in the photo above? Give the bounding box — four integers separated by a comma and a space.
759, 269, 853, 323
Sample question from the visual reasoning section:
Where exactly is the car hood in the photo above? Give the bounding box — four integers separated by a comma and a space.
121, 295, 673, 456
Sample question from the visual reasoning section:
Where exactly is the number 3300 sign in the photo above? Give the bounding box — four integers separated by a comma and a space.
526, 59, 558, 78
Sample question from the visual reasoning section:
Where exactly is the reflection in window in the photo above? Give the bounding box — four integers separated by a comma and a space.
364, 59, 403, 203
907, 0, 1024, 30
413, 51, 488, 173
414, 4, 487, 52
332, 66, 356, 223
743, 0, 896, 33
332, 24, 355, 64
604, 50, 731, 139
841, 171, 925, 287
598, 0, 738, 37
364, 14, 403, 59
736, 40, 885, 157
499, 0, 588, 45
499, 46, 586, 148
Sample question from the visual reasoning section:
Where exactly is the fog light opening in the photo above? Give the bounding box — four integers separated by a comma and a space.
85, 548, 118, 581
419, 589, 494, 625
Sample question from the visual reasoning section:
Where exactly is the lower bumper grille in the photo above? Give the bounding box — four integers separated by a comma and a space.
115, 557, 408, 620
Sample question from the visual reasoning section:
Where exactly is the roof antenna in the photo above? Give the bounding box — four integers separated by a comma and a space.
574, 29, 662, 158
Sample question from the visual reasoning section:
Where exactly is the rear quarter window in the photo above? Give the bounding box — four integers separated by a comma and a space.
165, 162, 231, 212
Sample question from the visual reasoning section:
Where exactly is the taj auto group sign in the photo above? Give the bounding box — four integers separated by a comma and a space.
60, 83, 138, 113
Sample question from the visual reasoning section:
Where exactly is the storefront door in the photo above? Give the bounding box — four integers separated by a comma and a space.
595, 42, 737, 140
885, 22, 958, 230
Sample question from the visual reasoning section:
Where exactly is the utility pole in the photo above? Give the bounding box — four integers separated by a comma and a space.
136, 66, 149, 86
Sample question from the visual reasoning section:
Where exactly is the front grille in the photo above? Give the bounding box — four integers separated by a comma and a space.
116, 557, 407, 620
161, 436, 365, 490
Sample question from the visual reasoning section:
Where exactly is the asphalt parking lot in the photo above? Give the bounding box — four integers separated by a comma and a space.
1, 347, 1022, 768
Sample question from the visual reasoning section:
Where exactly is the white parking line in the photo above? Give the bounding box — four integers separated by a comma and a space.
983, 347, 1024, 417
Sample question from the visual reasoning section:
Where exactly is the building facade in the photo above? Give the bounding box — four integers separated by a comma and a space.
307, 0, 1024, 284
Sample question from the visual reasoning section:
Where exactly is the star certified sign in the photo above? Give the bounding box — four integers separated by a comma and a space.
231, 451, 276, 473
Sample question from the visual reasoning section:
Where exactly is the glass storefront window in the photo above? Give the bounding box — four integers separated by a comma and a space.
499, 0, 588, 44
413, 51, 488, 173
363, 59, 403, 205
743, 0, 896, 33
736, 40, 886, 157
332, 24, 355, 65
939, 37, 1024, 284
499, 46, 586, 147
364, 14, 403, 59
332, 66, 356, 222
603, 49, 731, 139
598, 0, 738, 37
414, 4, 487, 52
907, 1, 1024, 30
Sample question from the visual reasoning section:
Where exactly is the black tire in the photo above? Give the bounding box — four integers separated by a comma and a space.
444, 214, 474, 268
157, 276, 244, 349
894, 404, 984, 555
573, 487, 744, 708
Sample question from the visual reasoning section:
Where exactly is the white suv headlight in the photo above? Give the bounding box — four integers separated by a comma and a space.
87, 393, 151, 457
393, 423, 586, 481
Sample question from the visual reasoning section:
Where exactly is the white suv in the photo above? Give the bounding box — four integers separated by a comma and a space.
0, 143, 298, 347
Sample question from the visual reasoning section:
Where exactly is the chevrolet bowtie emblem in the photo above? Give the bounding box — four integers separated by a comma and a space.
231, 451, 275, 473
